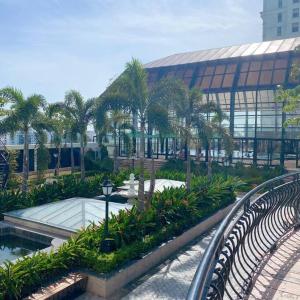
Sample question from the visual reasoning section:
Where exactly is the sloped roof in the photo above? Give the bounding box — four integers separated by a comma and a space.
145, 37, 300, 69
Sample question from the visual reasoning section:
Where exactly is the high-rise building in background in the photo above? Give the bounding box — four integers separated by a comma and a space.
262, 0, 300, 41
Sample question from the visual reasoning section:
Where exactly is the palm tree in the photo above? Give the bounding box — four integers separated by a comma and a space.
102, 59, 175, 211
96, 108, 131, 173
0, 87, 48, 192
0, 98, 6, 116
170, 85, 223, 191
46, 103, 68, 177
195, 110, 233, 178
64, 90, 95, 180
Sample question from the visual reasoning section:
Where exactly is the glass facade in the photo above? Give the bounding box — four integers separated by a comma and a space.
145, 43, 300, 168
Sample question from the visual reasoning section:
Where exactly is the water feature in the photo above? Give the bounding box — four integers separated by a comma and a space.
0, 234, 48, 264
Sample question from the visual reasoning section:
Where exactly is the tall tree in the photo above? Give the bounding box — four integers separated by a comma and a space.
170, 85, 224, 191
64, 90, 95, 180
0, 87, 48, 192
195, 110, 233, 178
46, 103, 67, 177
102, 59, 176, 210
95, 108, 131, 173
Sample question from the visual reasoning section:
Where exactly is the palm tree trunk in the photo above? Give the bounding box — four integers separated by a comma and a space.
22, 129, 29, 192
186, 138, 191, 193
80, 134, 85, 180
148, 151, 155, 204
113, 132, 118, 173
138, 119, 145, 211
57, 145, 61, 176
207, 142, 212, 179
70, 139, 75, 173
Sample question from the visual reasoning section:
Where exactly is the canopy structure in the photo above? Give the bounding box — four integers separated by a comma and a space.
138, 37, 300, 169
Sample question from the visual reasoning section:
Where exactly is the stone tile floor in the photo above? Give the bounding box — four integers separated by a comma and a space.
75, 229, 215, 300
248, 229, 300, 300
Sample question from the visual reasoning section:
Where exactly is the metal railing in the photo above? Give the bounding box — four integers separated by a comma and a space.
187, 172, 300, 300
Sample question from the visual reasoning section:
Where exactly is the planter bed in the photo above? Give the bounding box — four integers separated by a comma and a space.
29, 204, 232, 299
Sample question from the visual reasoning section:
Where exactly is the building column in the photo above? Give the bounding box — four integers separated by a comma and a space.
253, 90, 259, 165
229, 91, 235, 164
280, 106, 286, 169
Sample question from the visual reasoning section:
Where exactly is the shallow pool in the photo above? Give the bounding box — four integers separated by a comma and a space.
0, 235, 48, 264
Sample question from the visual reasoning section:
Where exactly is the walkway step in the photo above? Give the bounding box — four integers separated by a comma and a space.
25, 273, 87, 300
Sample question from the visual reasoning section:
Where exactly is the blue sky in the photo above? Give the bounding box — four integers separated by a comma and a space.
0, 0, 262, 102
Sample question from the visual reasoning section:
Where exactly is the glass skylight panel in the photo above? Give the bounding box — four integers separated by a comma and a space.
5, 198, 132, 232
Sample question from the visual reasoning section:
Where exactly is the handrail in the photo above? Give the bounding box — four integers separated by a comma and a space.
187, 172, 300, 300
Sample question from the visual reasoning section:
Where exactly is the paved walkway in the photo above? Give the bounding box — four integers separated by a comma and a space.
249, 229, 300, 300
75, 229, 215, 300
121, 230, 215, 300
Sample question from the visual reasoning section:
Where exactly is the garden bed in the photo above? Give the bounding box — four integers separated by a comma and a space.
83, 204, 232, 298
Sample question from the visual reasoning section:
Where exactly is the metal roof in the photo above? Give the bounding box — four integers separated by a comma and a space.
145, 38, 300, 69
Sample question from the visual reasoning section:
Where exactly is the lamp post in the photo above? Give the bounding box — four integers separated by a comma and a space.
100, 178, 115, 253
53, 153, 58, 176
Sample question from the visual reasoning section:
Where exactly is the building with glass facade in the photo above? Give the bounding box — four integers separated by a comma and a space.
262, 0, 300, 41
144, 37, 300, 169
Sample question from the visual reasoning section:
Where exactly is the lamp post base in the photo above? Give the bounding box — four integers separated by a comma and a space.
100, 238, 116, 253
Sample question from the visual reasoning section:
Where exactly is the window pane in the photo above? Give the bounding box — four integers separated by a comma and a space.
249, 61, 261, 71
215, 65, 226, 74
275, 59, 288, 69
222, 74, 234, 87
205, 66, 215, 75
183, 77, 192, 86
246, 71, 260, 86
226, 64, 237, 73
238, 73, 247, 86
241, 62, 250, 72
194, 77, 203, 88
272, 69, 286, 84
259, 70, 273, 85
200, 76, 212, 89
262, 60, 274, 70
211, 75, 223, 88
184, 69, 194, 77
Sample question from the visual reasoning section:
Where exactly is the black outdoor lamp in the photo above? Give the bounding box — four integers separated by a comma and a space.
100, 178, 115, 253
53, 153, 58, 176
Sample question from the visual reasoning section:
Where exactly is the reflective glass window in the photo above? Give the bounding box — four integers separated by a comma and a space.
200, 76, 212, 89
223, 74, 235, 88
249, 61, 261, 71
215, 65, 226, 74
259, 70, 272, 85
239, 73, 248, 86
246, 71, 260, 86
262, 60, 274, 70
272, 69, 286, 84
211, 75, 223, 88
205, 66, 215, 75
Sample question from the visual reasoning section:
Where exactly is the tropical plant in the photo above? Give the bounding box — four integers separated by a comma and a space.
35, 131, 50, 182
64, 90, 95, 180
0, 173, 237, 299
195, 110, 233, 178
101, 59, 176, 210
95, 107, 131, 173
45, 103, 66, 176
0, 87, 49, 192
169, 84, 223, 191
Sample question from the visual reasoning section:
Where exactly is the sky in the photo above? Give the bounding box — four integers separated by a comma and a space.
0, 0, 262, 102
